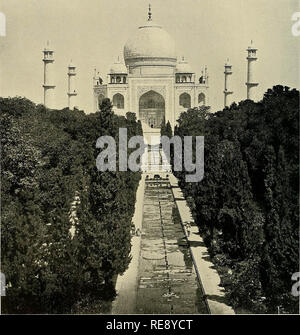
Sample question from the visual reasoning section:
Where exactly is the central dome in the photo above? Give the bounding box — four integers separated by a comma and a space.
123, 20, 176, 67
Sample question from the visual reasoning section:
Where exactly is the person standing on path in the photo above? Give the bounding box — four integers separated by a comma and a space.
186, 222, 191, 237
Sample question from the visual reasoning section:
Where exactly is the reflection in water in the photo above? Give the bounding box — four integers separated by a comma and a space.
135, 183, 207, 314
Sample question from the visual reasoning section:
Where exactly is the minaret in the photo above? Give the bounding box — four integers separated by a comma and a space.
42, 41, 56, 108
246, 41, 259, 100
67, 61, 77, 109
224, 59, 233, 107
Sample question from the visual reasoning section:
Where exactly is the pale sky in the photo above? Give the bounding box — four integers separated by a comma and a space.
0, 0, 299, 113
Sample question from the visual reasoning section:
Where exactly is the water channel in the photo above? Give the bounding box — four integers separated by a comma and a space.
135, 181, 207, 314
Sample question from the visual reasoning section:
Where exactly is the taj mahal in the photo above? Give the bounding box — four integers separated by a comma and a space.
92, 6, 209, 132
42, 5, 259, 133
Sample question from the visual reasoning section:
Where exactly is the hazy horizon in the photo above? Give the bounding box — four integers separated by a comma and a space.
0, 0, 299, 113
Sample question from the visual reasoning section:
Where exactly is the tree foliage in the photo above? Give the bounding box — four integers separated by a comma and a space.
174, 86, 299, 313
1, 97, 141, 313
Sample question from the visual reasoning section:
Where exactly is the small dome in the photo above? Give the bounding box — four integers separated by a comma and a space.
68, 60, 75, 68
176, 57, 193, 73
110, 60, 127, 74
44, 41, 53, 52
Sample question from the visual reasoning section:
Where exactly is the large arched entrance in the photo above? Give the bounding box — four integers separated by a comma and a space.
139, 90, 165, 129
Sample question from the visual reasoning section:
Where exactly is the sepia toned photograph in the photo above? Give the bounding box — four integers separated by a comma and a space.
0, 0, 299, 316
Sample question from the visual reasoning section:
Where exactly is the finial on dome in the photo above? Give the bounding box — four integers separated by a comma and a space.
148, 4, 152, 21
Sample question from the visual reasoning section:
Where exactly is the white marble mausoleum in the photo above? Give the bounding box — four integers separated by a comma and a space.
93, 7, 209, 131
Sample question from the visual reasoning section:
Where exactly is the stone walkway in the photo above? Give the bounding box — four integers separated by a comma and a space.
111, 175, 145, 314
170, 174, 235, 314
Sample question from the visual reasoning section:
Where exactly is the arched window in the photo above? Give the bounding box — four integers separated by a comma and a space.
113, 93, 124, 109
179, 93, 191, 109
182, 76, 187, 83
198, 93, 206, 106
116, 76, 121, 83
98, 94, 105, 109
